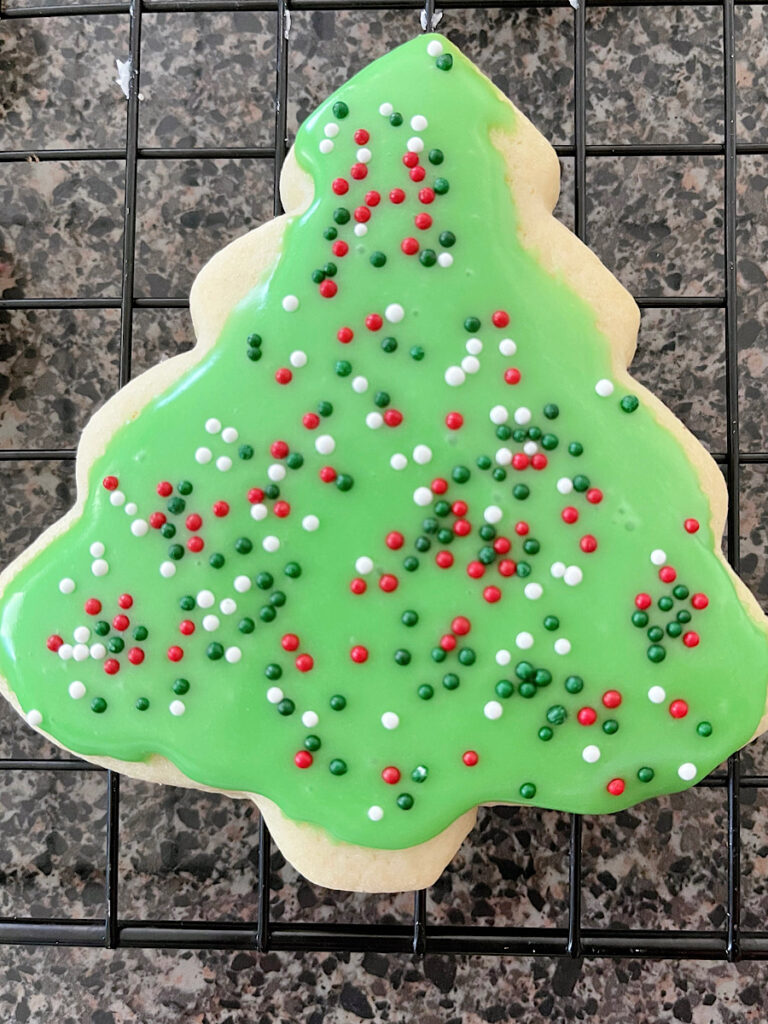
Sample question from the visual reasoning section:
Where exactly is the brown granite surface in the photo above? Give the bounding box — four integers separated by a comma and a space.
1, 5, 768, 1021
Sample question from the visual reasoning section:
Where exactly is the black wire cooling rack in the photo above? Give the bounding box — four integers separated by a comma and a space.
1, 0, 768, 960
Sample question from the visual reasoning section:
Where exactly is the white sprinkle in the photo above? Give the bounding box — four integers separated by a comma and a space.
438, 253, 454, 268
381, 712, 400, 730
205, 417, 221, 434
554, 638, 572, 655
125, 502, 138, 516
648, 685, 666, 704
551, 561, 567, 579
650, 548, 667, 566
290, 350, 307, 368
354, 223, 368, 237
73, 626, 90, 643
564, 565, 583, 586
426, 39, 443, 56
202, 614, 220, 632
407, 136, 424, 153
524, 582, 543, 600
302, 515, 319, 532
58, 644, 73, 661
484, 700, 503, 721
72, 644, 89, 662
59, 578, 75, 595
91, 559, 108, 577
263, 536, 280, 553
267, 687, 284, 704
324, 123, 339, 138
109, 490, 125, 507
444, 366, 465, 387
267, 463, 286, 482
234, 575, 251, 593
282, 294, 299, 312
68, 681, 86, 700
484, 505, 502, 524
368, 805, 384, 822
678, 762, 697, 781
391, 454, 408, 471
595, 378, 614, 397
160, 561, 176, 578
90, 643, 106, 660
582, 745, 601, 764
26, 710, 42, 728
131, 519, 148, 537
225, 647, 242, 664
379, 102, 394, 116
516, 632, 534, 650
495, 447, 512, 466
557, 477, 574, 495
461, 355, 480, 374
413, 445, 432, 465
315, 434, 335, 455
220, 598, 237, 615
221, 427, 238, 443
302, 710, 319, 728
496, 649, 511, 666
355, 556, 374, 575
366, 412, 384, 429
169, 700, 186, 717
352, 375, 369, 394
523, 441, 539, 456
385, 302, 405, 323
413, 485, 432, 505
513, 406, 532, 425
197, 590, 215, 609
319, 139, 334, 154
490, 405, 508, 425
251, 503, 268, 521
216, 456, 232, 472
499, 338, 517, 356
356, 147, 372, 163
466, 338, 483, 355
90, 541, 105, 558
195, 447, 212, 464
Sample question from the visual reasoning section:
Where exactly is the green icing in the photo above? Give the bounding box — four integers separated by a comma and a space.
1, 34, 767, 850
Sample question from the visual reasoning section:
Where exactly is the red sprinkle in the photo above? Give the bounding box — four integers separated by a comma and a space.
483, 586, 502, 603
354, 206, 371, 223
504, 367, 521, 385
296, 654, 314, 673
332, 178, 349, 195
494, 537, 511, 554
607, 778, 625, 796
47, 635, 64, 652
294, 751, 313, 769
436, 551, 454, 569
659, 566, 677, 583
104, 659, 120, 675
213, 501, 230, 518
515, 521, 530, 536
149, 512, 166, 529
401, 237, 419, 255
379, 574, 399, 592
113, 614, 129, 632
332, 240, 349, 257
274, 501, 291, 518
452, 501, 468, 516
383, 409, 403, 427
127, 647, 144, 665
440, 634, 457, 651
167, 646, 184, 662
365, 313, 383, 331
580, 535, 598, 553
336, 327, 354, 344
418, 187, 435, 204
586, 488, 604, 505
463, 750, 479, 766
562, 506, 579, 524
684, 518, 700, 533
512, 453, 529, 471
382, 767, 401, 784
431, 478, 448, 494
185, 513, 202, 531
691, 593, 709, 610
365, 190, 380, 207
531, 454, 548, 470
157, 481, 173, 497
414, 212, 432, 230
102, 476, 118, 491
247, 488, 264, 504
187, 536, 204, 552
270, 440, 289, 459
319, 466, 337, 483
350, 578, 367, 595
454, 519, 471, 537
179, 620, 195, 636
275, 368, 293, 385
354, 129, 370, 145
669, 699, 689, 718
281, 634, 300, 651
683, 631, 700, 648
467, 561, 485, 579
350, 645, 369, 663
602, 690, 622, 709
498, 559, 517, 577
386, 531, 404, 550
319, 280, 338, 298
452, 616, 471, 635
350, 163, 368, 180
410, 166, 426, 182
84, 598, 102, 616
577, 707, 597, 726
389, 188, 406, 204
445, 412, 464, 430
403, 152, 419, 168
635, 593, 652, 610
492, 310, 510, 328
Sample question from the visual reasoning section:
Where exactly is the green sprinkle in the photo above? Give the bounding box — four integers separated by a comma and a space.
602, 719, 619, 734
496, 425, 512, 441
394, 649, 411, 666
543, 403, 559, 420
415, 536, 431, 552
541, 433, 559, 451
411, 766, 428, 783
697, 721, 713, 737
632, 611, 649, 628
264, 484, 280, 500
91, 697, 107, 714
247, 333, 262, 348
658, 596, 674, 611
534, 669, 552, 687
478, 525, 496, 542
568, 441, 584, 456
173, 678, 190, 695
423, 518, 438, 533
270, 591, 286, 607
433, 177, 449, 195
436, 53, 453, 70
492, 467, 507, 482
495, 680, 514, 698
429, 149, 444, 165
135, 697, 149, 711
381, 336, 397, 353
666, 621, 683, 638
286, 452, 303, 470
439, 230, 455, 248
419, 249, 437, 267
523, 538, 540, 555
543, 615, 559, 632
370, 251, 387, 268
478, 546, 495, 565
304, 735, 321, 751
247, 348, 261, 362
546, 705, 567, 725
256, 572, 273, 590
177, 480, 193, 496
516, 561, 532, 578
442, 673, 460, 691
397, 793, 414, 810
333, 207, 350, 225
311, 269, 325, 286
452, 465, 470, 484
179, 596, 195, 612
512, 428, 527, 442
464, 316, 481, 333
330, 694, 347, 711
401, 610, 419, 627
434, 501, 451, 517
519, 682, 536, 698
417, 684, 434, 700
209, 553, 225, 569
673, 584, 689, 600
620, 395, 639, 413
332, 101, 349, 119
238, 618, 255, 634
565, 675, 584, 694
207, 643, 224, 660
647, 644, 666, 663
476, 455, 492, 470
323, 227, 337, 241
322, 264, 337, 279
277, 698, 294, 716
284, 562, 302, 579
239, 444, 254, 460
329, 758, 347, 775
458, 648, 476, 666
107, 637, 124, 654
374, 390, 390, 408
431, 647, 447, 663
677, 609, 692, 624
637, 767, 655, 783
572, 474, 590, 492
410, 345, 425, 361
389, 112, 403, 126
513, 484, 530, 501
94, 620, 110, 636
519, 783, 536, 799
265, 663, 282, 680
647, 626, 664, 643
167, 497, 185, 515
133, 626, 148, 641
538, 726, 553, 742
235, 537, 253, 555
260, 606, 276, 623
403, 556, 419, 572
336, 473, 353, 492
516, 661, 535, 681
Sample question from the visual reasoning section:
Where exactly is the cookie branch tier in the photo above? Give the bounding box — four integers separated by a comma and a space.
1, 35, 767, 858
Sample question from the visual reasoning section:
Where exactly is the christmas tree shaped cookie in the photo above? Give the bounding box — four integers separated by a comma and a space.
1, 35, 767, 892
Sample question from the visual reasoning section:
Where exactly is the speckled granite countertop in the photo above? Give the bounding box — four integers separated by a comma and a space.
2, 5, 768, 1021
